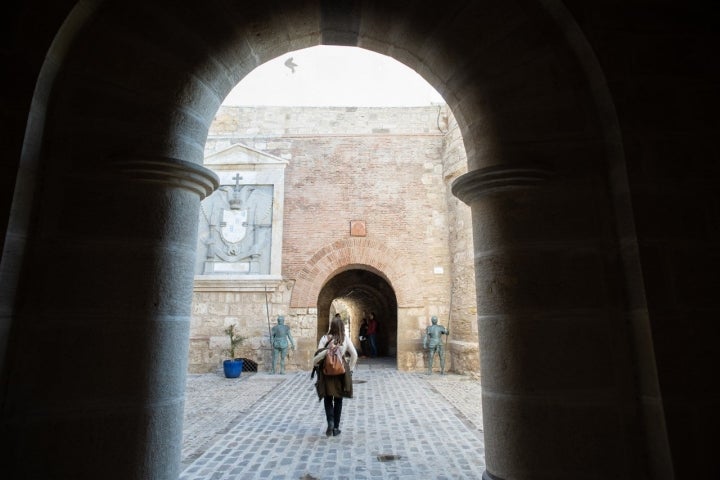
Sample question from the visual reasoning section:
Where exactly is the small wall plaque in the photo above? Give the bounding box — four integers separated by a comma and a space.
350, 220, 367, 237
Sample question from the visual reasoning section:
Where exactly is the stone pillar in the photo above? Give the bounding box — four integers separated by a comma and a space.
453, 163, 646, 479
1, 157, 217, 479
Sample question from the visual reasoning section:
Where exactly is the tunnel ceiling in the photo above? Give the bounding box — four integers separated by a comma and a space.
322, 269, 396, 306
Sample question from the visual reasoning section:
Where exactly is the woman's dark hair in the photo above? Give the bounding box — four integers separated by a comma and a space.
328, 315, 345, 345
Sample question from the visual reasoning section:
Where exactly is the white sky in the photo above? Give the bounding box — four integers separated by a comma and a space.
222, 46, 445, 107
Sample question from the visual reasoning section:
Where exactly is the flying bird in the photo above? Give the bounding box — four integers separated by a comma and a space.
284, 56, 298, 73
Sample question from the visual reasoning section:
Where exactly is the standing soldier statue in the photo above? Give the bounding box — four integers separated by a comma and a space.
271, 315, 294, 374
423, 315, 449, 375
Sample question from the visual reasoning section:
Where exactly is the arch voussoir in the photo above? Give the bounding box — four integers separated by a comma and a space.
290, 238, 419, 308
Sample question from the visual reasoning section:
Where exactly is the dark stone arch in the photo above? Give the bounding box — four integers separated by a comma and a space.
36, 0, 606, 173
0, 1, 663, 479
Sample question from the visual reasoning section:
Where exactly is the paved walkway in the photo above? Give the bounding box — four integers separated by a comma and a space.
181, 358, 485, 479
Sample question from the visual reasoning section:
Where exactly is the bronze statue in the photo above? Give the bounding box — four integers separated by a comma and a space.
271, 315, 294, 374
423, 315, 449, 375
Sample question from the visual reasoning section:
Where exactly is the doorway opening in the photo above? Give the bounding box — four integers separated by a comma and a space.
316, 268, 398, 364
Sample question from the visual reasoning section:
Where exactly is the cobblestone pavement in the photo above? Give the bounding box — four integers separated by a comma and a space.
181, 359, 485, 479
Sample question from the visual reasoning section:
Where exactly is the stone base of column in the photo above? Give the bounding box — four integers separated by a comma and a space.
482, 470, 503, 480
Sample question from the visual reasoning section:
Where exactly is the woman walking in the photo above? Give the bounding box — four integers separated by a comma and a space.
314, 314, 358, 437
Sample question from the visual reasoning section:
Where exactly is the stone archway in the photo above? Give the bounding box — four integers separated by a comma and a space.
291, 239, 417, 369
317, 268, 398, 359
291, 237, 422, 309
0, 1, 666, 479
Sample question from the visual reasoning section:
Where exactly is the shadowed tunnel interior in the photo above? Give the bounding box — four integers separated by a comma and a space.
317, 269, 397, 359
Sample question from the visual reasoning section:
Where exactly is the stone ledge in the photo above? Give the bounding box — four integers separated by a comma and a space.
193, 275, 283, 292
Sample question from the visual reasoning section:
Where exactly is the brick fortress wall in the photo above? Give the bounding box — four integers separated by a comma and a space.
190, 106, 478, 375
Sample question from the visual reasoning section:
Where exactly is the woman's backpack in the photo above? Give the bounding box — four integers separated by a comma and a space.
323, 339, 346, 376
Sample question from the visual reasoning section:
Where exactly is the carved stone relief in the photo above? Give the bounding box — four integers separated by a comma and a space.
197, 180, 274, 275
194, 143, 287, 278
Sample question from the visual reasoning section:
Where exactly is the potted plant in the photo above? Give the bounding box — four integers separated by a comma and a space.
222, 324, 246, 378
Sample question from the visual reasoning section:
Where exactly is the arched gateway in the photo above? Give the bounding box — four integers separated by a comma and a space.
1, 1, 690, 479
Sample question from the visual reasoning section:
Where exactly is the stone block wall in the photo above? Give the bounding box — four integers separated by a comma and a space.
192, 105, 477, 375
441, 109, 480, 373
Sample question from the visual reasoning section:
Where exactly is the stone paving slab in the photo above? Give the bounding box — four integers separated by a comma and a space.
181, 368, 485, 479
182, 372, 286, 468
424, 373, 484, 434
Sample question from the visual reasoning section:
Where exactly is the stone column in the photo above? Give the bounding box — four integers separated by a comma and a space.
1, 157, 217, 479
453, 163, 646, 479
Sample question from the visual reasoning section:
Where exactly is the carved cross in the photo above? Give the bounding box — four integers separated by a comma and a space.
233, 173, 243, 191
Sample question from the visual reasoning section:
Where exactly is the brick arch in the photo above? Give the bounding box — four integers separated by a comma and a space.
290, 238, 422, 308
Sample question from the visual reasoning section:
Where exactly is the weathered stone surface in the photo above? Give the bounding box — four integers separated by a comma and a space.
191, 106, 477, 374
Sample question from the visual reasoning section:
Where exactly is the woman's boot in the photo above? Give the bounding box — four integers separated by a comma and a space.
324, 397, 334, 437
333, 398, 342, 436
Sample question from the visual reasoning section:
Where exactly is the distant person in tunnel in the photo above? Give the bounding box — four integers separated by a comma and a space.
367, 312, 378, 357
358, 313, 369, 357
